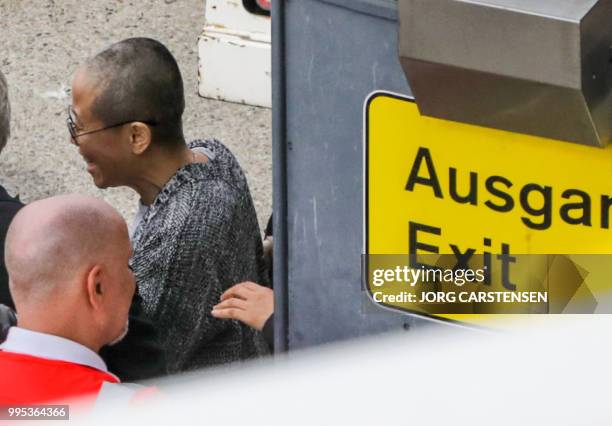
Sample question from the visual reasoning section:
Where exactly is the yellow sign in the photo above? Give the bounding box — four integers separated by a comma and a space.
365, 92, 612, 322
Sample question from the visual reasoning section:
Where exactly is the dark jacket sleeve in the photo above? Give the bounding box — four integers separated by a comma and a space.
264, 214, 273, 239
0, 193, 24, 309
99, 291, 166, 382
0, 304, 17, 342
262, 313, 274, 352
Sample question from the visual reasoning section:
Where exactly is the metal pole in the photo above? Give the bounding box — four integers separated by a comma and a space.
272, 0, 288, 353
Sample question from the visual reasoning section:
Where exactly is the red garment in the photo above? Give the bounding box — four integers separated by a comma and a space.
0, 350, 119, 406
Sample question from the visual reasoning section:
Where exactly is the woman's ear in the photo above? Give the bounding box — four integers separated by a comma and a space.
130, 122, 153, 155
86, 265, 104, 310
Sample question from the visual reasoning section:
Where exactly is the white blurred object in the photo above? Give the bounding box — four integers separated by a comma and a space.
41, 83, 69, 100
198, 0, 271, 108
76, 315, 612, 425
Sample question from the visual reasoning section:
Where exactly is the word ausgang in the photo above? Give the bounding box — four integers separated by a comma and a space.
406, 147, 612, 231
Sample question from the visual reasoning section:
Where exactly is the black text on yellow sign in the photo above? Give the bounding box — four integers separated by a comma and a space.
364, 92, 612, 320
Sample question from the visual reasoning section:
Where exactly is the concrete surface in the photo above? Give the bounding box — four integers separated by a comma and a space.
0, 0, 272, 231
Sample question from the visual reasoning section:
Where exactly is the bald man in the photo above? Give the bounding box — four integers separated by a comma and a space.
0, 195, 136, 405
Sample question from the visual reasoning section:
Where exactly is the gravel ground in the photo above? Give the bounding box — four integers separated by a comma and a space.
0, 0, 272, 230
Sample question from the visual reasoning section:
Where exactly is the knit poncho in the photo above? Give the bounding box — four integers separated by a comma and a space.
131, 139, 269, 373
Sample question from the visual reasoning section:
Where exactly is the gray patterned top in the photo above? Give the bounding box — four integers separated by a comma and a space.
130, 139, 269, 373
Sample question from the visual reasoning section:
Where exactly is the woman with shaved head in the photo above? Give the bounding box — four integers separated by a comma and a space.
69, 38, 269, 374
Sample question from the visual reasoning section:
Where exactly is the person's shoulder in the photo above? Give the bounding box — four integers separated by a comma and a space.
185, 179, 241, 223
0, 184, 22, 200
165, 173, 238, 215
190, 176, 235, 195
0, 184, 24, 211
188, 138, 244, 172
188, 137, 228, 154
139, 178, 237, 242
0, 350, 119, 406
0, 186, 24, 230
0, 350, 118, 383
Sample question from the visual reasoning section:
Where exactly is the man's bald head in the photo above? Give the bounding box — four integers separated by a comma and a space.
5, 194, 128, 305
80, 37, 185, 148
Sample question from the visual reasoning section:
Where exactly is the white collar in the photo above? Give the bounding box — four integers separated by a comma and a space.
0, 327, 117, 380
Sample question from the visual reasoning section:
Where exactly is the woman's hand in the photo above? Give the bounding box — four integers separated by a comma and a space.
211, 281, 273, 331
